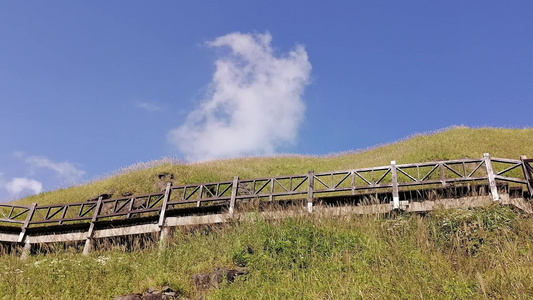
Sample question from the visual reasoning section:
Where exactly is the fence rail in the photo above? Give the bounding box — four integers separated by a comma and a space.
1, 153, 533, 253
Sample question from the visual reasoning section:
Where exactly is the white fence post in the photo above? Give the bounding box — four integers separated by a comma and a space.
229, 176, 239, 217
307, 170, 314, 213
83, 196, 103, 255
391, 161, 400, 210
158, 183, 172, 227
158, 183, 172, 247
483, 153, 500, 201
18, 203, 36, 244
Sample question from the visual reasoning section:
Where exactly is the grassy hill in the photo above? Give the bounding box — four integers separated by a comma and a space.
13, 126, 533, 206
2, 126, 533, 299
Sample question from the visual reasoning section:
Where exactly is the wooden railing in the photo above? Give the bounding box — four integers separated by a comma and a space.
1, 154, 532, 245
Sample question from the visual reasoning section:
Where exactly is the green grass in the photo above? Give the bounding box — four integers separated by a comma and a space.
1, 206, 532, 299
11, 126, 533, 206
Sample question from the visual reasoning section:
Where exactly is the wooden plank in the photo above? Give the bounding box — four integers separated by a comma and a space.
197, 185, 203, 207
494, 175, 528, 185
0, 204, 29, 209
11, 207, 30, 220
521, 155, 533, 197
495, 163, 522, 176
83, 196, 103, 255
439, 162, 446, 185
269, 179, 274, 202
391, 161, 400, 209
167, 196, 232, 205
318, 204, 392, 215
420, 164, 439, 181
467, 161, 485, 178
407, 196, 493, 212
307, 170, 315, 213
17, 203, 36, 243
351, 171, 355, 195
95, 224, 160, 239
229, 176, 239, 216
88, 197, 103, 232
484, 153, 500, 201
0, 233, 19, 243
396, 167, 417, 182
396, 158, 482, 169
27, 232, 90, 243
491, 157, 523, 164
59, 205, 68, 225
158, 183, 172, 227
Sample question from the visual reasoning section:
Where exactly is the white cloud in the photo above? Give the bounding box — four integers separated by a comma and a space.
136, 102, 162, 112
5, 177, 43, 195
168, 32, 312, 161
24, 155, 85, 183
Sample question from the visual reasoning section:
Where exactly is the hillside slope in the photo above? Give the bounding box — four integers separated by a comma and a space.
2, 206, 533, 299
13, 126, 533, 206
3, 126, 533, 299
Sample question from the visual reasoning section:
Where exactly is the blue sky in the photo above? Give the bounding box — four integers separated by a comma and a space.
1, 1, 532, 201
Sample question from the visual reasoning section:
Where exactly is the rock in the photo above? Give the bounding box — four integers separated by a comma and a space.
192, 273, 212, 291
155, 173, 175, 191
143, 293, 163, 300
158, 172, 175, 180
161, 286, 174, 293
116, 286, 181, 300
193, 267, 247, 291
161, 286, 177, 298
214, 267, 247, 284
114, 294, 142, 300
143, 287, 162, 300
163, 292, 177, 298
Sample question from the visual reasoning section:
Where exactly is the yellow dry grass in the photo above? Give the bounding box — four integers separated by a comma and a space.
11, 126, 533, 207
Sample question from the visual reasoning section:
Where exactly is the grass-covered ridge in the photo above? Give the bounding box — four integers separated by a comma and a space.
13, 126, 533, 206
3, 126, 533, 299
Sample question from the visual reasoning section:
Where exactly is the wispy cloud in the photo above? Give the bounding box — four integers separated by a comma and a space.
168, 32, 312, 161
21, 154, 85, 183
5, 177, 43, 195
136, 102, 162, 112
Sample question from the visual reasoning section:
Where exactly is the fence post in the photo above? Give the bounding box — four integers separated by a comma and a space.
351, 171, 355, 195
229, 176, 239, 217
158, 183, 172, 227
83, 196, 103, 255
197, 185, 203, 207
158, 183, 172, 248
20, 241, 32, 260
439, 162, 446, 186
391, 161, 400, 210
520, 155, 533, 197
307, 170, 314, 213
269, 178, 274, 202
483, 153, 500, 201
18, 203, 37, 244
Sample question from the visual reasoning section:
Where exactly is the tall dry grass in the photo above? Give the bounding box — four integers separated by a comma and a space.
10, 127, 533, 207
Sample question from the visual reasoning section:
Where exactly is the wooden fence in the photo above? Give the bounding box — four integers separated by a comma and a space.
1, 153, 532, 257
